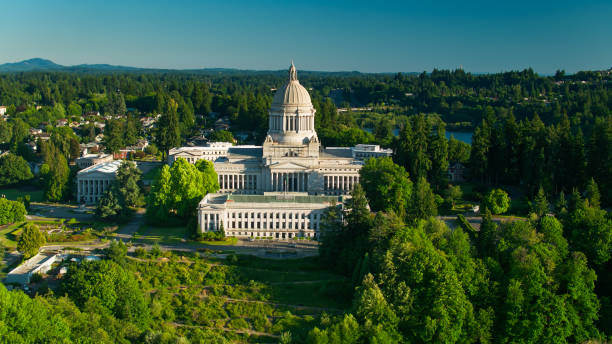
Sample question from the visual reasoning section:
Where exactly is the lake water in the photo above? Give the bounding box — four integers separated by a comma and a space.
384, 128, 473, 144
445, 131, 472, 144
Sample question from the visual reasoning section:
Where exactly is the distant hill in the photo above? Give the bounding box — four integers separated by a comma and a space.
0, 58, 64, 72
0, 58, 148, 73
0, 58, 386, 75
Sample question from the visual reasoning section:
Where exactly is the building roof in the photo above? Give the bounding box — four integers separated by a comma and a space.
78, 153, 111, 160
77, 160, 123, 176
201, 192, 342, 206
271, 62, 312, 108
227, 146, 263, 158
320, 147, 354, 159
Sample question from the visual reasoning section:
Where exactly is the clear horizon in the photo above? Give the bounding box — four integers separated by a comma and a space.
1, 0, 611, 74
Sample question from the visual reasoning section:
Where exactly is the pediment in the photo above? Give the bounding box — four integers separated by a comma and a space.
270, 161, 310, 170
176, 151, 202, 157
77, 170, 115, 179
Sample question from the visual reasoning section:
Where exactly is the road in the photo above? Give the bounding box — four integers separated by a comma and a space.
26, 204, 319, 259
437, 214, 525, 231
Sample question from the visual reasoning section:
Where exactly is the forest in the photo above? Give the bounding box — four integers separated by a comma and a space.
0, 66, 610, 343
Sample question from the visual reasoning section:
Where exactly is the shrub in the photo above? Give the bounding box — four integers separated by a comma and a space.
456, 214, 477, 241
482, 189, 510, 215
199, 231, 225, 241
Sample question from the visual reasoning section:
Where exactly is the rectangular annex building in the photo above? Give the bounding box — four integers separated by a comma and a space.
198, 192, 342, 239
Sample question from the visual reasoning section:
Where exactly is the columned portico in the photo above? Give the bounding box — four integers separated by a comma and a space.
190, 63, 392, 239
76, 160, 124, 204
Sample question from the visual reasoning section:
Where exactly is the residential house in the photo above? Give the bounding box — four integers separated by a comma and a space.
448, 162, 466, 182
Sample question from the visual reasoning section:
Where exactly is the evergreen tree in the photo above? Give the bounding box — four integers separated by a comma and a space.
116, 161, 142, 207
477, 208, 497, 258
428, 124, 449, 190
156, 99, 181, 158
585, 178, 601, 209
41, 145, 70, 201
408, 176, 437, 221
556, 191, 568, 214
95, 188, 123, 222
104, 119, 124, 153
470, 117, 491, 183
532, 186, 549, 217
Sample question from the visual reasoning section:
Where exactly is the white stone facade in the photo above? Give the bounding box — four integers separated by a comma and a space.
198, 193, 341, 239
183, 63, 391, 237
76, 160, 123, 204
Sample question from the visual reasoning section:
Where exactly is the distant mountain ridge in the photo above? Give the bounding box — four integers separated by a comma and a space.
0, 58, 63, 72
0, 58, 390, 75
0, 58, 150, 72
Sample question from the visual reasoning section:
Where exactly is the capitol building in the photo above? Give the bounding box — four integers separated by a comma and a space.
169, 63, 392, 239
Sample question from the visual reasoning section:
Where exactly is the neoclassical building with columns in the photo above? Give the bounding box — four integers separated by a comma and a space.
76, 160, 123, 204
170, 63, 392, 238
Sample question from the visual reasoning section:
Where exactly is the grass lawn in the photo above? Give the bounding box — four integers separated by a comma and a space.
134, 224, 190, 243
0, 186, 45, 202
0, 221, 25, 248
199, 237, 238, 246
142, 166, 162, 181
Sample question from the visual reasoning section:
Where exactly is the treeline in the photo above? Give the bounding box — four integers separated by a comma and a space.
470, 106, 611, 203
315, 157, 612, 343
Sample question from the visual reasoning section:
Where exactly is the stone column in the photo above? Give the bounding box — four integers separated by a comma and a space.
300, 173, 304, 192
272, 173, 276, 191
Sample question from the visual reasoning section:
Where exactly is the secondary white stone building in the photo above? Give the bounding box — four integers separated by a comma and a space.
76, 160, 123, 204
171, 63, 392, 238
198, 192, 341, 239
351, 144, 393, 160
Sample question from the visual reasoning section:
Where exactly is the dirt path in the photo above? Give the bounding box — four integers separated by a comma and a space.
171, 322, 279, 339
115, 209, 146, 240
222, 297, 344, 313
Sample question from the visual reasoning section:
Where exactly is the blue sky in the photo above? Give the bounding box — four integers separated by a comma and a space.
0, 0, 610, 73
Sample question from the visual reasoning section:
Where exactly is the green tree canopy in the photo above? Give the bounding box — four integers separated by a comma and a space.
482, 189, 510, 215
146, 158, 219, 222
0, 198, 27, 225
208, 130, 234, 143
61, 260, 149, 327
408, 176, 438, 221
359, 157, 412, 218
17, 223, 46, 258
0, 153, 33, 186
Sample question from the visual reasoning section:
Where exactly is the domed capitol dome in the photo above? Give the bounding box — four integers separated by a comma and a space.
267, 62, 317, 145
271, 62, 312, 108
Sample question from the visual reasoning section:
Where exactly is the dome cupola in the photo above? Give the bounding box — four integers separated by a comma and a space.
266, 62, 318, 146
271, 61, 313, 109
